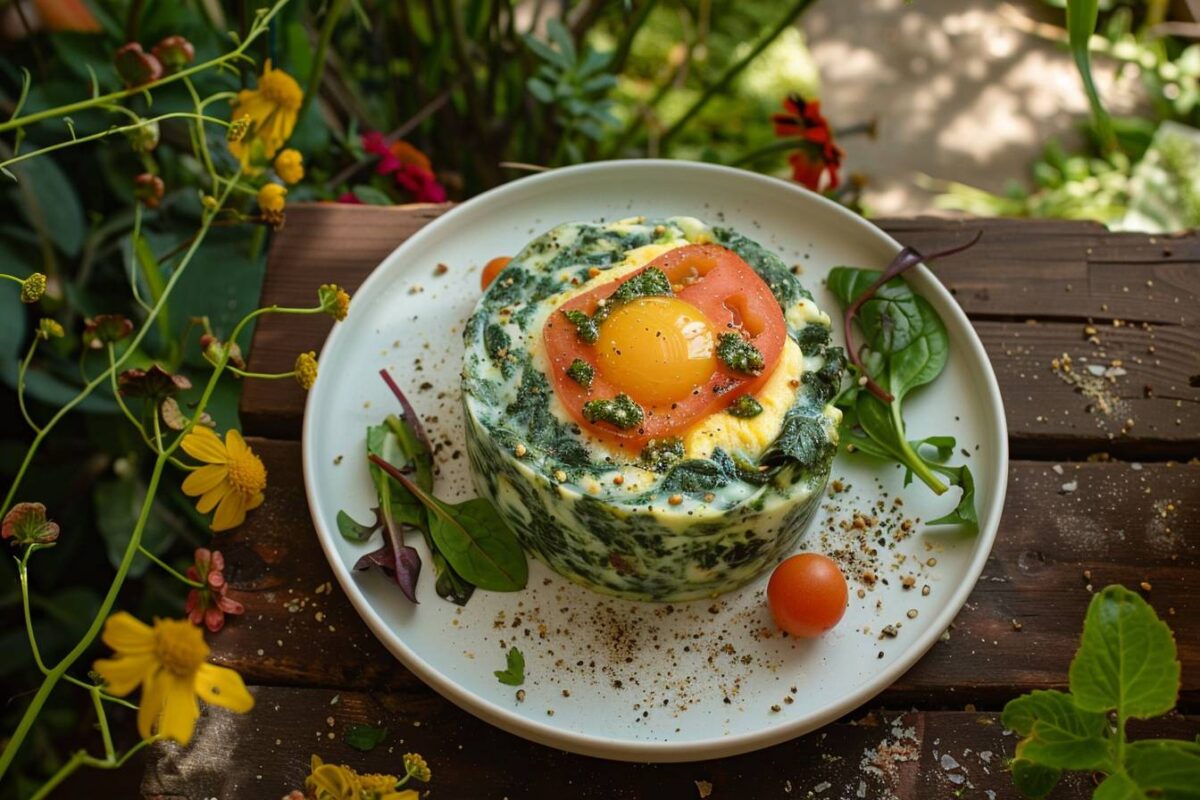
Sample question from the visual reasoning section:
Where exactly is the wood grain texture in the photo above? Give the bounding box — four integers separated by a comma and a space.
205, 439, 1200, 709
238, 207, 1200, 454
140, 687, 1198, 800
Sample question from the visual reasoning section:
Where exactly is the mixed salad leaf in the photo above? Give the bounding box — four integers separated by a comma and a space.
337, 370, 528, 605
828, 235, 983, 531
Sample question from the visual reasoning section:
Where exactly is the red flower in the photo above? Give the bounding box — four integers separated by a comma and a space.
394, 163, 447, 204
185, 548, 244, 633
772, 94, 843, 192
355, 131, 447, 203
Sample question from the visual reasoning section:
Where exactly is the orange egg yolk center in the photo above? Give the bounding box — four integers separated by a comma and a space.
594, 296, 718, 408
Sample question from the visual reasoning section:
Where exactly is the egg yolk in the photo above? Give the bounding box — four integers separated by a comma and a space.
594, 296, 717, 407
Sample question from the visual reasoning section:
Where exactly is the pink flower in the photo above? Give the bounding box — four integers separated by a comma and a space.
352, 131, 447, 203
185, 548, 244, 633
336, 191, 362, 205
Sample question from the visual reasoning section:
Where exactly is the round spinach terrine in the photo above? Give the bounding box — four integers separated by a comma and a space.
461, 216, 845, 602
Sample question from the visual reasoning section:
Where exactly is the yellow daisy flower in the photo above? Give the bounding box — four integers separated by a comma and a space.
274, 148, 305, 184
93, 612, 253, 745
227, 60, 302, 169
180, 427, 267, 532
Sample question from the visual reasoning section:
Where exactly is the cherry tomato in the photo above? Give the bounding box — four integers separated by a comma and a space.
767, 553, 848, 638
481, 256, 512, 290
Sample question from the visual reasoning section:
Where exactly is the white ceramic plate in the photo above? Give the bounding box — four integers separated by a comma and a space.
302, 160, 1007, 762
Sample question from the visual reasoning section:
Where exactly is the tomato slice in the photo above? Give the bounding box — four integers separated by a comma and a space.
542, 244, 786, 452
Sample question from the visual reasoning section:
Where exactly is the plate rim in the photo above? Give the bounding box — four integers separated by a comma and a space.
301, 158, 1010, 762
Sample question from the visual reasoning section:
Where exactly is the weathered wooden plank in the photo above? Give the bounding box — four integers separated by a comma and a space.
208, 439, 1200, 707
239, 207, 1200, 455
140, 686, 1199, 800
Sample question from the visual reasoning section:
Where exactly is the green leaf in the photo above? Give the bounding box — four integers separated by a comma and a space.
337, 509, 378, 543
424, 496, 527, 592
926, 462, 978, 530
1094, 771, 1150, 800
1068, 585, 1180, 718
1002, 690, 1110, 770
352, 185, 393, 206
93, 476, 176, 579
494, 646, 525, 686
526, 77, 555, 103
1124, 739, 1200, 798
1065, 0, 1115, 151
343, 723, 388, 752
1010, 759, 1063, 799
912, 435, 956, 461
546, 18, 576, 65
523, 32, 569, 70
8, 155, 85, 258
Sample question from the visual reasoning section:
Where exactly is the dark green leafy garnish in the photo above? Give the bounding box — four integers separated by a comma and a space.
582, 393, 644, 430
494, 646, 525, 686
716, 332, 764, 374
344, 723, 388, 752
828, 254, 979, 532
727, 395, 763, 418
604, 266, 672, 309
370, 454, 528, 592
564, 267, 673, 341
561, 309, 598, 344
484, 323, 511, 361
640, 437, 685, 471
566, 358, 594, 388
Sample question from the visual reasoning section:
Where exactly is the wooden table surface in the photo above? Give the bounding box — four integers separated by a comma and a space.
141, 205, 1200, 799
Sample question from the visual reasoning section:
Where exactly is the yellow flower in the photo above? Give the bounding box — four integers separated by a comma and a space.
227, 60, 302, 169
274, 148, 305, 184
227, 114, 251, 144
93, 612, 253, 745
20, 272, 46, 304
319, 283, 351, 321
36, 318, 64, 340
403, 752, 431, 783
306, 756, 418, 800
295, 351, 318, 390
258, 183, 287, 229
180, 427, 267, 532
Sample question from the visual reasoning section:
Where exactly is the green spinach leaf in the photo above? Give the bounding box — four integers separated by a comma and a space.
370, 455, 528, 592
828, 265, 976, 531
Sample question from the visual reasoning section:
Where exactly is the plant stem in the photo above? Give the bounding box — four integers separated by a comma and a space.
0, 0, 290, 135
138, 545, 203, 587
299, 0, 347, 125
226, 366, 297, 380
0, 165, 243, 520
890, 402, 948, 495
18, 547, 47, 673
0, 112, 231, 172
659, 0, 817, 152
91, 687, 115, 761
0, 453, 168, 780
17, 338, 40, 433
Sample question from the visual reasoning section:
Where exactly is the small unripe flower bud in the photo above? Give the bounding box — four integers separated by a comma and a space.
134, 173, 165, 208
151, 35, 195, 74
113, 42, 163, 88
